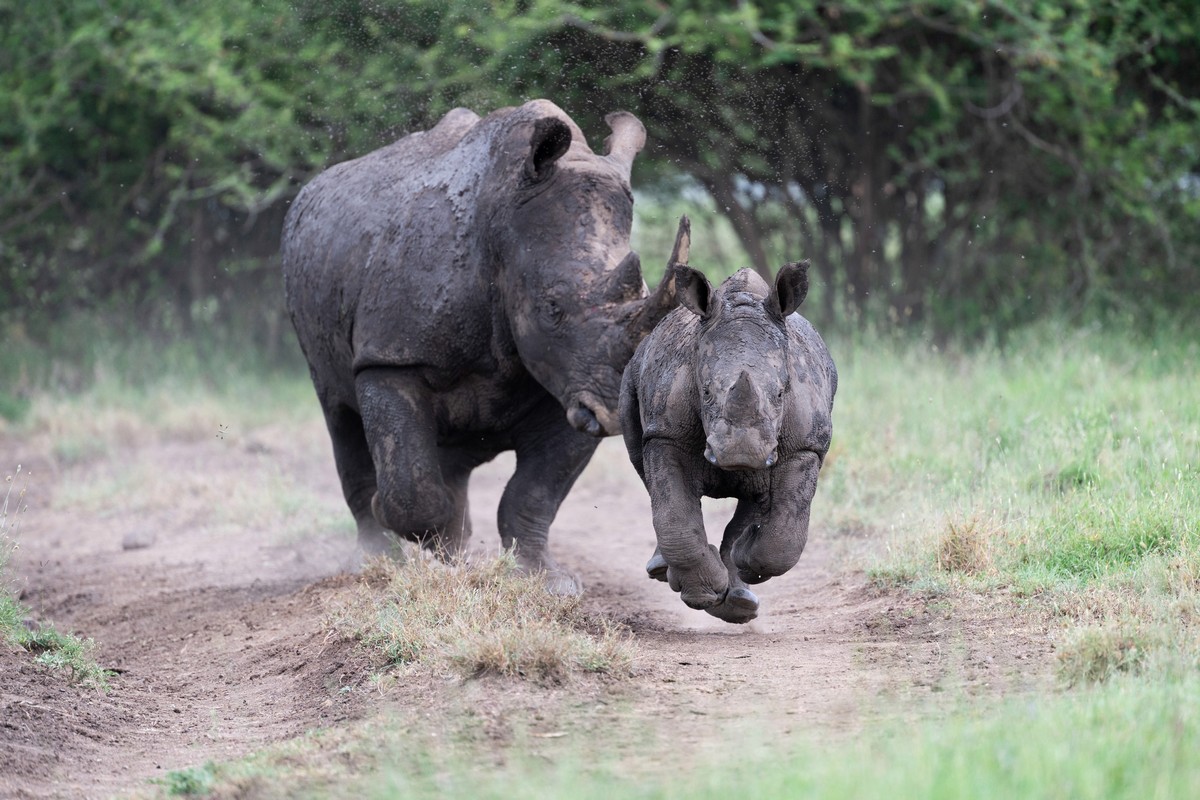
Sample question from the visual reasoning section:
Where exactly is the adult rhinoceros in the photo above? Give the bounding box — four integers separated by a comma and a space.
281, 100, 678, 594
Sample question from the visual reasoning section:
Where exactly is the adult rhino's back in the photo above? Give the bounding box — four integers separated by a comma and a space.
281, 108, 487, 405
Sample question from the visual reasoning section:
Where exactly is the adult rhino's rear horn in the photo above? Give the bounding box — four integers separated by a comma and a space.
627, 215, 690, 337
603, 111, 646, 181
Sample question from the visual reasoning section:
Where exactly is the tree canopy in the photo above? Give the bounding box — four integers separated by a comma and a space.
2, 0, 1197, 336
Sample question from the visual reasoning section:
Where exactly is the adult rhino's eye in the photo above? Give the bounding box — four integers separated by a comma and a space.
541, 299, 564, 328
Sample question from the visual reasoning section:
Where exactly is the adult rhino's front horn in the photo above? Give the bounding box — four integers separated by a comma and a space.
627, 215, 691, 338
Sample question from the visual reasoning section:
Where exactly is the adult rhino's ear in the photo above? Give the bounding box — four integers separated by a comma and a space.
526, 117, 572, 182
603, 111, 646, 181
674, 264, 713, 320
770, 260, 810, 318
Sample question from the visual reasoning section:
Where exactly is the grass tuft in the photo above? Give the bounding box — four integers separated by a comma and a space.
1056, 622, 1152, 686
155, 762, 218, 796
334, 553, 634, 683
936, 517, 995, 575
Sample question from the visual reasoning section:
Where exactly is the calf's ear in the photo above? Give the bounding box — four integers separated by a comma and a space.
770, 261, 810, 318
526, 117, 572, 182
674, 265, 713, 319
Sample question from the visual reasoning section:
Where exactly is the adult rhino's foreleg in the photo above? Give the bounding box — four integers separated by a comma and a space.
732, 452, 821, 584
499, 400, 600, 596
355, 367, 455, 545
642, 442, 728, 610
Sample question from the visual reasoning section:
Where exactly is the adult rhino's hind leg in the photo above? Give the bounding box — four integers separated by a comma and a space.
320, 400, 398, 559
434, 447, 496, 558
499, 399, 601, 596
620, 375, 667, 583
356, 367, 455, 546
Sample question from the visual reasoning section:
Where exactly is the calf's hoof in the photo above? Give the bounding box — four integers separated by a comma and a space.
679, 585, 726, 610
705, 586, 759, 624
645, 552, 668, 582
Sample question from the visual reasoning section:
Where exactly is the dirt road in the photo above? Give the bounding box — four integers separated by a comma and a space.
1, 416, 1053, 798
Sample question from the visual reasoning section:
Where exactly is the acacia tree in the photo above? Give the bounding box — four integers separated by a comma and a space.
2, 0, 1197, 335
411, 0, 1200, 328
0, 0, 432, 328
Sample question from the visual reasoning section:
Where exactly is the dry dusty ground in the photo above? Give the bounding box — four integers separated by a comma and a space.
1, 414, 1057, 799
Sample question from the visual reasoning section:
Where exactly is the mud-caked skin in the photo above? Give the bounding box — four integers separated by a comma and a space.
281, 100, 678, 595
619, 263, 837, 622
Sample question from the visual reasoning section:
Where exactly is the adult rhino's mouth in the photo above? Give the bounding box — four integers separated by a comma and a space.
567, 392, 622, 437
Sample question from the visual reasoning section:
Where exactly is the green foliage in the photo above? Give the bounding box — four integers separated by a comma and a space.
1, 578, 112, 688
407, 0, 1200, 327
0, 0, 430, 331
3, 0, 1197, 337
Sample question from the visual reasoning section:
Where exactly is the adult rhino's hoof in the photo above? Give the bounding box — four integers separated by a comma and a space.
542, 569, 583, 597
355, 522, 410, 568
645, 552, 668, 582
705, 586, 759, 624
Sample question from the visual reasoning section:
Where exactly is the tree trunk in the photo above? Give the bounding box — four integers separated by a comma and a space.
705, 177, 773, 281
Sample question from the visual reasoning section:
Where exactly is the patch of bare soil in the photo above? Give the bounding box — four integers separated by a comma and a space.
0, 422, 1055, 799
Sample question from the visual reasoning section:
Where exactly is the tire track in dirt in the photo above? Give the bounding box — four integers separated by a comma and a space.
1, 429, 1054, 798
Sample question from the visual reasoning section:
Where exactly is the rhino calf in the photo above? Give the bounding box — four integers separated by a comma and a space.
618, 261, 837, 623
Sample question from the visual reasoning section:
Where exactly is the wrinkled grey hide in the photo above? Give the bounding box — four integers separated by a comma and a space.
619, 263, 837, 622
281, 100, 677, 595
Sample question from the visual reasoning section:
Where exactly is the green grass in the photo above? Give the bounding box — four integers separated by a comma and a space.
155, 763, 218, 796
813, 320, 1200, 683
145, 671, 1200, 800
376, 677, 1200, 800
2, 465, 112, 687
